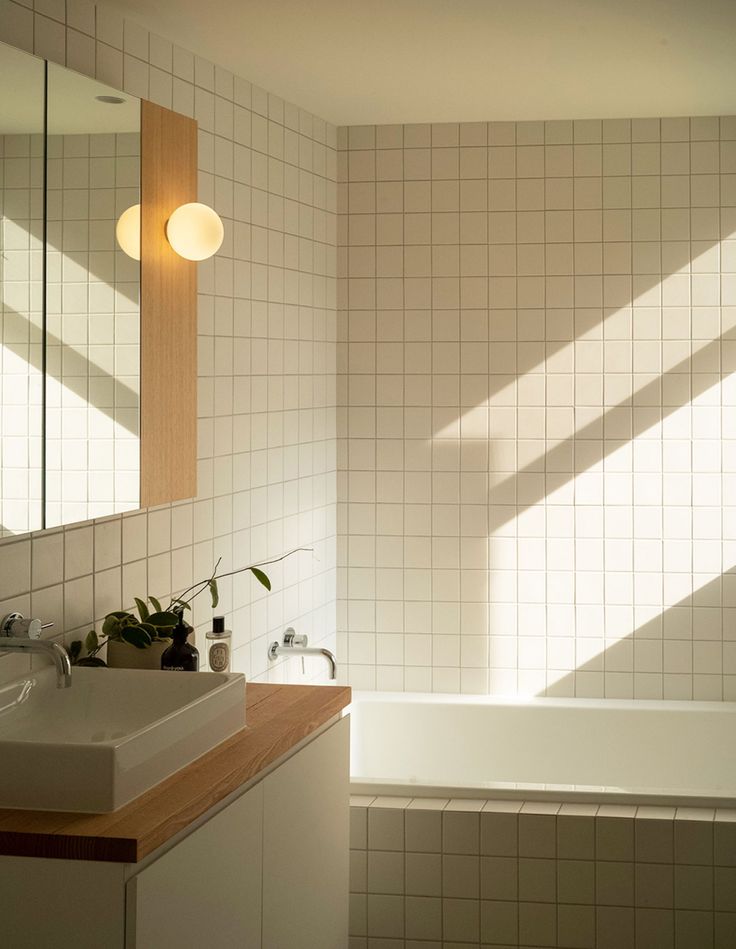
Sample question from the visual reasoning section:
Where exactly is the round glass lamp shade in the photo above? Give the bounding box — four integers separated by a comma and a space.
116, 204, 141, 260
166, 203, 224, 261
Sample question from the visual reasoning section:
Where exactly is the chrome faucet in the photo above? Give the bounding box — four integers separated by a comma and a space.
268, 628, 337, 680
0, 612, 72, 689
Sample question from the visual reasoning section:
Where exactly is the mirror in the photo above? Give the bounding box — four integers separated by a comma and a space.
0, 43, 45, 536
0, 40, 198, 535
0, 40, 143, 535
45, 64, 141, 527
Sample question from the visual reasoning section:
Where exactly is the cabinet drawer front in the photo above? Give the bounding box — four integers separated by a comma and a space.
262, 715, 350, 949
127, 782, 263, 948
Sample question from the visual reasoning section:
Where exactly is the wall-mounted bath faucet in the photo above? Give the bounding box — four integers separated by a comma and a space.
0, 612, 72, 689
268, 628, 337, 680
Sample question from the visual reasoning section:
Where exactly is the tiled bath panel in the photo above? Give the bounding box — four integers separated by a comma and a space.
349, 795, 736, 949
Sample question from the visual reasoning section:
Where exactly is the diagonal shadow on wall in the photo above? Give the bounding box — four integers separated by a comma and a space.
487, 325, 734, 530
421, 228, 731, 536
1, 304, 139, 431
541, 568, 735, 700
338, 133, 734, 693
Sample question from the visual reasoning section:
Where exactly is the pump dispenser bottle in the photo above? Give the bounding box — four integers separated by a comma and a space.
161, 610, 199, 671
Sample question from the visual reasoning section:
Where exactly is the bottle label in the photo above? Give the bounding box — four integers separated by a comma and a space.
162, 664, 185, 671
209, 642, 229, 672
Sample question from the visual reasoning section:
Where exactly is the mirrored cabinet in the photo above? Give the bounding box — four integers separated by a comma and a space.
0, 43, 45, 535
0, 40, 198, 537
45, 63, 142, 529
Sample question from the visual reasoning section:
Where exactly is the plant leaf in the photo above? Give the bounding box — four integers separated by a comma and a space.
121, 626, 152, 649
68, 640, 82, 662
102, 611, 132, 636
172, 598, 191, 611
137, 622, 171, 644
146, 610, 180, 628
84, 630, 99, 654
208, 578, 219, 608
101, 616, 118, 637
134, 597, 150, 622
77, 656, 108, 667
149, 596, 162, 612
250, 567, 271, 591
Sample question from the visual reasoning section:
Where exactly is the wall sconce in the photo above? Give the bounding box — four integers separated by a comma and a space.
165, 203, 224, 261
115, 204, 141, 260
116, 202, 223, 262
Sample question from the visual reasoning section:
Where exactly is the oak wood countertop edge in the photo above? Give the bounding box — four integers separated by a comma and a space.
0, 682, 352, 864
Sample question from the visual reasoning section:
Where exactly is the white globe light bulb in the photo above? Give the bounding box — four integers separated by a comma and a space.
165, 202, 224, 261
115, 204, 141, 260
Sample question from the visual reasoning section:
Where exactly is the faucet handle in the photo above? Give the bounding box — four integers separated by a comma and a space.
1, 613, 51, 640
283, 627, 308, 648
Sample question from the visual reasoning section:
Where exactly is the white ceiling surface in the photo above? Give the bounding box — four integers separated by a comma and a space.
0, 43, 45, 133
109, 0, 736, 125
0, 42, 139, 135
47, 65, 140, 135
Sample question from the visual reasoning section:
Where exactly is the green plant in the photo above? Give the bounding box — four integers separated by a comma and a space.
68, 548, 311, 667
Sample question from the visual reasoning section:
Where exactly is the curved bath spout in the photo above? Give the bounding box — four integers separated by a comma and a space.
268, 631, 337, 680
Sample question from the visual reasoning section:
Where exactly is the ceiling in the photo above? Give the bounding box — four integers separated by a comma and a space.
47, 64, 140, 135
0, 42, 44, 133
108, 0, 736, 126
0, 41, 139, 135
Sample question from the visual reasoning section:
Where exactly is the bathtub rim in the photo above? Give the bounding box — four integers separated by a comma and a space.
349, 689, 736, 714
348, 690, 736, 810
349, 778, 736, 810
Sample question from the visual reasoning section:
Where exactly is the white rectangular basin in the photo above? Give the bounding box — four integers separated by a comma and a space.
0, 667, 246, 813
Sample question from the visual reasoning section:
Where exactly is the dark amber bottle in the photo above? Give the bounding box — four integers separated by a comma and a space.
161, 614, 199, 672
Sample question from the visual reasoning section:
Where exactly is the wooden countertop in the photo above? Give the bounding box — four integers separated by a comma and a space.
0, 682, 351, 864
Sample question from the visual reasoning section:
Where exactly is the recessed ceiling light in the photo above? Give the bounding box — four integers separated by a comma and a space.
95, 94, 126, 105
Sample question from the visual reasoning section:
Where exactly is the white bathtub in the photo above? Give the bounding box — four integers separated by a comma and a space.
349, 691, 736, 808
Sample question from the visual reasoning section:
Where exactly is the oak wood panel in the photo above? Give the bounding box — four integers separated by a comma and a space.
140, 100, 198, 507
0, 683, 351, 863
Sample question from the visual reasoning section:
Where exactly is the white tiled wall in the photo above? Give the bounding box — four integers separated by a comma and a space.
0, 0, 337, 684
337, 118, 736, 700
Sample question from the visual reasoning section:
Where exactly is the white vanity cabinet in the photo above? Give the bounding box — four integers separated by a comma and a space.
127, 781, 264, 947
0, 716, 350, 949
261, 714, 350, 947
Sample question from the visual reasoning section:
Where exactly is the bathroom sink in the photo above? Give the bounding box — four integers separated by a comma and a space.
0, 667, 246, 813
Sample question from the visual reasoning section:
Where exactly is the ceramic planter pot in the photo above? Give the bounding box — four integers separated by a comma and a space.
105, 639, 171, 670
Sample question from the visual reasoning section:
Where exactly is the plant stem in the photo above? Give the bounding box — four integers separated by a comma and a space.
165, 546, 314, 611
167, 557, 222, 611
89, 638, 107, 659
